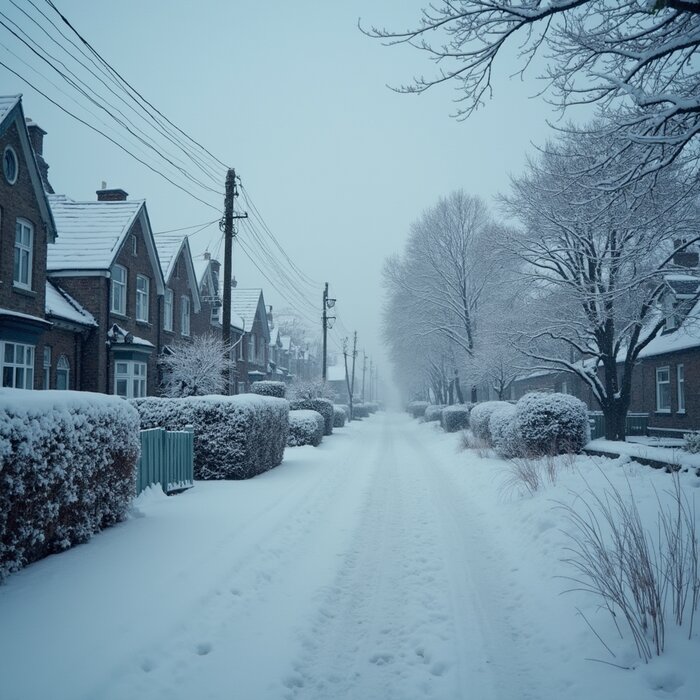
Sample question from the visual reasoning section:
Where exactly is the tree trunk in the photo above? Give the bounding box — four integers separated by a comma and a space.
602, 400, 627, 441
454, 370, 464, 403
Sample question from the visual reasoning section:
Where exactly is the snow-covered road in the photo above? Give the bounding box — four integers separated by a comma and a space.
1, 412, 698, 699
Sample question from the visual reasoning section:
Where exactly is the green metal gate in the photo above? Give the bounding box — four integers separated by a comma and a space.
136, 426, 194, 495
588, 412, 648, 441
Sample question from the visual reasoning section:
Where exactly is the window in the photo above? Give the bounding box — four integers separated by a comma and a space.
111, 265, 127, 315
237, 381, 246, 395
136, 275, 149, 322
249, 334, 256, 364
3, 145, 18, 184
180, 295, 190, 336
56, 355, 70, 390
114, 360, 147, 398
131, 234, 137, 256
678, 364, 685, 413
1, 342, 34, 389
236, 336, 244, 360
164, 288, 173, 331
13, 219, 33, 289
43, 346, 51, 389
656, 366, 671, 412
561, 381, 569, 395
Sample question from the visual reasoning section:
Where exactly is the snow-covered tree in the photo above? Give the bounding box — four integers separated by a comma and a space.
160, 334, 233, 397
500, 128, 700, 439
364, 1, 700, 181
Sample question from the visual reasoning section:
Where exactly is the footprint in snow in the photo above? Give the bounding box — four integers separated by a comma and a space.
195, 642, 212, 656
369, 652, 394, 666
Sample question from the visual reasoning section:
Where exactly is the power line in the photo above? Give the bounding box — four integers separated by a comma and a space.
153, 219, 219, 236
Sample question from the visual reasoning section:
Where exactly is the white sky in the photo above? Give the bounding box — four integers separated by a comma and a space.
0, 0, 586, 390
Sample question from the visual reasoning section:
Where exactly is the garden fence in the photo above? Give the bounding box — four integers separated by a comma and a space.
588, 412, 648, 441
136, 426, 194, 495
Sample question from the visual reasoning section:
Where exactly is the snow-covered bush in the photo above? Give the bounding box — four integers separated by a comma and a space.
514, 392, 589, 456
288, 380, 336, 402
287, 410, 324, 447
333, 405, 347, 428
489, 404, 521, 458
251, 380, 286, 398
0, 389, 140, 582
353, 402, 369, 419
408, 400, 429, 419
441, 404, 472, 433
133, 394, 289, 479
470, 401, 509, 443
289, 398, 333, 436
365, 402, 379, 414
424, 404, 444, 422
684, 432, 700, 454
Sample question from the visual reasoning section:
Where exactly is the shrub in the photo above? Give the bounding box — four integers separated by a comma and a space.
133, 394, 289, 479
470, 401, 509, 443
684, 432, 700, 454
365, 402, 379, 414
489, 404, 521, 458
441, 404, 472, 432
514, 392, 589, 456
407, 400, 429, 418
0, 389, 140, 582
251, 380, 286, 398
288, 410, 324, 447
424, 404, 444, 423
333, 405, 347, 428
353, 402, 370, 419
289, 398, 333, 436
288, 380, 336, 401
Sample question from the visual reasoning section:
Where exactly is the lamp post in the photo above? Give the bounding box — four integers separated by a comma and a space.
322, 283, 336, 381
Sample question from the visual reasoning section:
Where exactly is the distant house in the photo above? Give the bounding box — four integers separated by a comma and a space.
327, 363, 349, 402
230, 288, 270, 392
47, 188, 165, 397
267, 309, 289, 383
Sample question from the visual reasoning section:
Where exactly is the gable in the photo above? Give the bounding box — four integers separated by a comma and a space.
156, 235, 201, 312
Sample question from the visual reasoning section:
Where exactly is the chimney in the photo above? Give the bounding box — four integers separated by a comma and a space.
268, 305, 273, 325
203, 251, 211, 261
96, 187, 128, 202
673, 239, 699, 269
25, 118, 54, 194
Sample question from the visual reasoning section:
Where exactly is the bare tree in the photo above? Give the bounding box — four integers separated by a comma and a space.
160, 334, 234, 397
363, 1, 700, 181
500, 128, 700, 439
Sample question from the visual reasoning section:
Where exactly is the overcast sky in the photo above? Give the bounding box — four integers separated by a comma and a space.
0, 0, 583, 391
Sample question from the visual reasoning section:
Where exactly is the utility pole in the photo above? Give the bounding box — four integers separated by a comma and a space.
321, 282, 336, 382
221, 168, 247, 392
369, 358, 373, 401
350, 331, 358, 404
342, 332, 358, 420
361, 350, 367, 401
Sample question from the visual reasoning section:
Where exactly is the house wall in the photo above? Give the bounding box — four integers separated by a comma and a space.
37, 324, 89, 390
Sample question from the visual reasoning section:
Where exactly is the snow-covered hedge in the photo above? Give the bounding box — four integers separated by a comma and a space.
514, 392, 589, 456
424, 404, 444, 423
407, 401, 429, 419
365, 402, 379, 414
287, 410, 324, 447
0, 389, 140, 582
441, 404, 472, 433
289, 398, 333, 436
489, 404, 520, 458
333, 405, 347, 428
684, 432, 700, 454
133, 394, 289, 479
470, 401, 509, 443
250, 380, 286, 398
353, 402, 369, 419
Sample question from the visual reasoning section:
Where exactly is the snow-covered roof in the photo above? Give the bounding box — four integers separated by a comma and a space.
0, 95, 21, 125
280, 335, 292, 350
45, 282, 96, 326
155, 235, 201, 312
231, 288, 268, 339
327, 364, 346, 382
47, 195, 144, 271
0, 306, 50, 326
638, 299, 700, 359
107, 323, 154, 348
270, 326, 280, 345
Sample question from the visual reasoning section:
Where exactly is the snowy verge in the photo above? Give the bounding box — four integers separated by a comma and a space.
0, 389, 139, 581
587, 438, 700, 470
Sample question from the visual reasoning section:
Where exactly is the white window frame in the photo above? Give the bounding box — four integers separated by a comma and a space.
677, 364, 685, 414
114, 360, 147, 399
164, 288, 173, 332
14, 219, 33, 290
43, 346, 51, 389
180, 295, 190, 336
1, 341, 35, 389
111, 264, 127, 315
56, 355, 70, 390
656, 366, 671, 413
136, 274, 150, 322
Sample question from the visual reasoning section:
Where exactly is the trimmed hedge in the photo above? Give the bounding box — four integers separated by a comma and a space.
0, 389, 140, 582
133, 394, 289, 479
441, 404, 472, 432
289, 398, 333, 436
424, 404, 444, 423
333, 405, 347, 428
514, 392, 589, 456
288, 410, 324, 447
251, 380, 286, 398
353, 402, 369, 419
470, 401, 509, 443
407, 400, 429, 418
489, 404, 520, 458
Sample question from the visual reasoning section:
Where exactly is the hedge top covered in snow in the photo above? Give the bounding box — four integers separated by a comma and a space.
0, 387, 137, 417
251, 381, 286, 398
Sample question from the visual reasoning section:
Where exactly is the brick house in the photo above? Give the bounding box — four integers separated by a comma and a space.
230, 288, 270, 392
47, 189, 165, 397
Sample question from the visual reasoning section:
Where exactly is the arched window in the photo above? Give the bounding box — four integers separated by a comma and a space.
56, 355, 70, 390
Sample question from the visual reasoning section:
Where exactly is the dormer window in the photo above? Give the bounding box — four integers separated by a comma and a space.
3, 146, 18, 184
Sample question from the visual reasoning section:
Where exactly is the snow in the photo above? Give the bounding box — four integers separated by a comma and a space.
326, 364, 346, 382
45, 281, 97, 326
47, 194, 145, 271
230, 288, 265, 335
0, 306, 50, 325
0, 94, 20, 125
1, 413, 699, 699
154, 234, 185, 281
588, 438, 700, 469
107, 323, 155, 348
